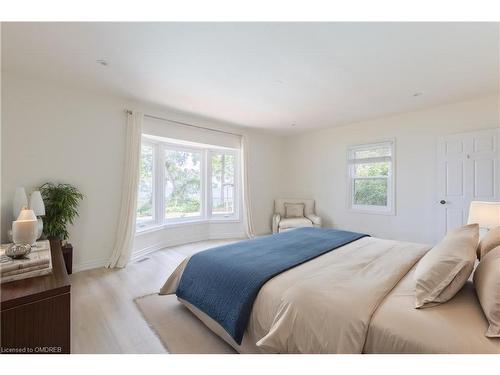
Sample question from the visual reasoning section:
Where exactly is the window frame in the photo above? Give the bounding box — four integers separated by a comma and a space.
347, 140, 395, 215
136, 136, 241, 232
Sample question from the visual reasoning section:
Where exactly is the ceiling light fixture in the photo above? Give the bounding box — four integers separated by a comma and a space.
96, 59, 108, 66
413, 92, 423, 97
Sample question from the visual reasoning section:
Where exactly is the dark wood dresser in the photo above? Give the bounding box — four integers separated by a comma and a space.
1, 240, 71, 354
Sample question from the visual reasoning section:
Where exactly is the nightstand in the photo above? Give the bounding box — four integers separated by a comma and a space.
1, 239, 71, 354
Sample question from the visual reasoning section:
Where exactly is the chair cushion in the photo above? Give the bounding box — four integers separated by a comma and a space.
279, 217, 313, 229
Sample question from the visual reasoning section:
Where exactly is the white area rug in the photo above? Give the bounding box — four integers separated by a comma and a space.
134, 293, 236, 354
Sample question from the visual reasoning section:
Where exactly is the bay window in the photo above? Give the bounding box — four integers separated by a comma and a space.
136, 136, 240, 231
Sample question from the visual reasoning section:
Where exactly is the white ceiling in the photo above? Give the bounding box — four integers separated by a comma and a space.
2, 22, 499, 134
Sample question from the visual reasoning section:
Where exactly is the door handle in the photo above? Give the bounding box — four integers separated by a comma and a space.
440, 200, 446, 205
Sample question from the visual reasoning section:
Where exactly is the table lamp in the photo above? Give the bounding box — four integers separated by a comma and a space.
29, 190, 46, 239
12, 208, 39, 246
467, 201, 500, 237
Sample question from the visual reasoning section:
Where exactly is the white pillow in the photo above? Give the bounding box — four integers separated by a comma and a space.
474, 245, 500, 337
284, 203, 305, 218
414, 223, 479, 308
477, 226, 500, 260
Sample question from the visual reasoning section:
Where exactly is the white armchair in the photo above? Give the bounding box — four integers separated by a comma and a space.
272, 198, 322, 234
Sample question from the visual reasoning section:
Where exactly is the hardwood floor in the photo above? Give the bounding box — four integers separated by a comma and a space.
70, 239, 239, 353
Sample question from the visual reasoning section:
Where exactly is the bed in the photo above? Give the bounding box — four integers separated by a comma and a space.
160, 228, 500, 354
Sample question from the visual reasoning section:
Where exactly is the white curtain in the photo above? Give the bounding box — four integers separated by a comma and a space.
107, 111, 143, 268
241, 135, 255, 238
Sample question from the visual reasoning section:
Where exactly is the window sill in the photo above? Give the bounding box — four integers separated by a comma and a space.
348, 207, 395, 216
135, 217, 242, 236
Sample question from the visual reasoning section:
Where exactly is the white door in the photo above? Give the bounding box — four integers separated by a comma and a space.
437, 128, 500, 239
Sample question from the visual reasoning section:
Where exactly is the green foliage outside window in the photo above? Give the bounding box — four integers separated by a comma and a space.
354, 179, 388, 206
353, 161, 389, 206
211, 153, 235, 213
137, 144, 154, 219
165, 150, 201, 218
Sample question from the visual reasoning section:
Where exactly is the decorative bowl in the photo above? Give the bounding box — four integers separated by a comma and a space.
5, 243, 32, 259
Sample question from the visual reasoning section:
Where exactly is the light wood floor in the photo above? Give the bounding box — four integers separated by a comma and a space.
70, 239, 239, 353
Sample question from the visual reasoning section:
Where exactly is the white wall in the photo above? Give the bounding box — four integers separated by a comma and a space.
3, 72, 499, 272
281, 96, 500, 245
1, 74, 284, 271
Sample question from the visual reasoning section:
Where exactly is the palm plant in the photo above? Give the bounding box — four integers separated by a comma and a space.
39, 183, 84, 241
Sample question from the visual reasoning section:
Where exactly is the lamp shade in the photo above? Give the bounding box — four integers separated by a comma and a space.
13, 208, 38, 245
13, 187, 28, 219
467, 201, 500, 229
29, 191, 46, 216
12, 220, 38, 245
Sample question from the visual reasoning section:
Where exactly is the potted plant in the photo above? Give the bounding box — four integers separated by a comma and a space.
39, 183, 84, 274
39, 183, 84, 244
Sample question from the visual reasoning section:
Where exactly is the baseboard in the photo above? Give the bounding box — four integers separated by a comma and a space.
131, 242, 168, 262
73, 257, 109, 273
208, 232, 247, 240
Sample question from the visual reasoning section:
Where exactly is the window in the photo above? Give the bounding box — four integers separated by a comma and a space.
136, 142, 155, 228
347, 141, 395, 214
164, 148, 202, 220
210, 152, 236, 217
136, 137, 240, 231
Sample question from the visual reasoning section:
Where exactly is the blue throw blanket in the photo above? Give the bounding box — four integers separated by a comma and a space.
176, 227, 368, 344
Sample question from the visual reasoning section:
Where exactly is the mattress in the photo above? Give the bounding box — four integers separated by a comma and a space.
363, 266, 500, 354
179, 297, 262, 353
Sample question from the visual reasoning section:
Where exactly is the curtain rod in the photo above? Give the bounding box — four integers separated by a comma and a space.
125, 110, 242, 138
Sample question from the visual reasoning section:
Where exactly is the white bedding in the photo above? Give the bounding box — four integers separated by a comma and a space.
160, 236, 429, 353
364, 266, 500, 354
